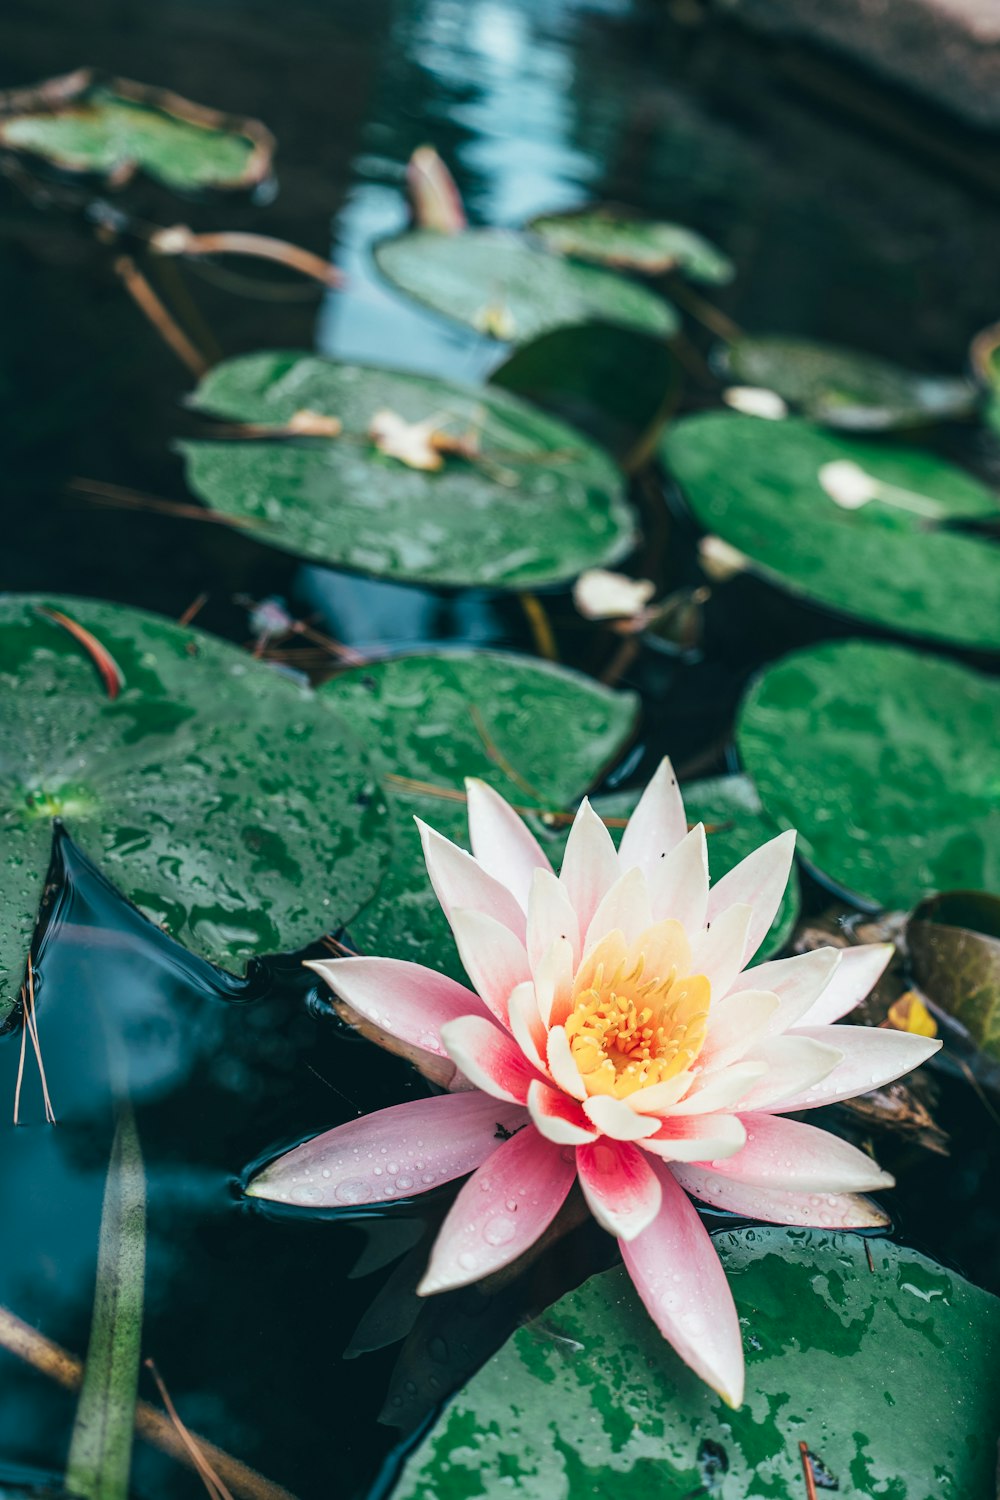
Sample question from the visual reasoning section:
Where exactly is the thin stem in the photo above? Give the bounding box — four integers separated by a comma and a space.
145, 1359, 234, 1500
151, 228, 343, 291
518, 592, 559, 662
113, 255, 209, 377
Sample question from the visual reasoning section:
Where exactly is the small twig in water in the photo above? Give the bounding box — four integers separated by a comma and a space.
35, 606, 125, 700
69, 477, 264, 530
146, 1358, 234, 1500
150, 226, 344, 291
12, 980, 28, 1126
468, 703, 544, 801
799, 1442, 818, 1500
518, 592, 559, 663
22, 958, 56, 1125
178, 592, 210, 628
113, 254, 209, 376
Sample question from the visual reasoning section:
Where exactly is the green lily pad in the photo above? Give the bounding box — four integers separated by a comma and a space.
0, 595, 390, 1021
723, 336, 976, 430
182, 352, 636, 589
971, 319, 1000, 435
373, 230, 679, 345
736, 640, 1000, 911
662, 411, 1000, 650
394, 1228, 1000, 1500
318, 651, 639, 979
908, 891, 1000, 1059
589, 774, 800, 962
0, 71, 271, 193
528, 208, 734, 284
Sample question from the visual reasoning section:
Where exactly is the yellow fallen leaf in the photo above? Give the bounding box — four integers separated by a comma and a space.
887, 990, 938, 1038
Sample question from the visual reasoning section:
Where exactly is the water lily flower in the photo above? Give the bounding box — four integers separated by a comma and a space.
247, 762, 940, 1405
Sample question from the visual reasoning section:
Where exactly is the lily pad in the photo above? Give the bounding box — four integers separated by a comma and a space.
182, 352, 636, 589
0, 595, 390, 1020
723, 336, 976, 430
373, 230, 679, 344
970, 318, 1000, 435
662, 411, 1000, 650
318, 651, 639, 979
589, 774, 800, 962
908, 891, 1000, 1059
0, 70, 272, 193
736, 640, 1000, 910
394, 1228, 1000, 1500
528, 208, 734, 284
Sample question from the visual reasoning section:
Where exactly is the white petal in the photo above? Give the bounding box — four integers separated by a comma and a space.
582, 1094, 661, 1141
559, 798, 620, 930
418, 820, 527, 941
527, 1079, 597, 1144
449, 908, 531, 1029
796, 945, 894, 1027
305, 955, 486, 1061
507, 981, 548, 1073
546, 1025, 587, 1101
771, 1025, 941, 1112
626, 1073, 695, 1115
618, 758, 688, 879
526, 868, 580, 972
465, 778, 552, 908
583, 866, 652, 954
705, 830, 796, 965
699, 989, 781, 1072
647, 824, 709, 931
688, 903, 752, 998
733, 1035, 844, 1112
667, 1060, 767, 1115
533, 937, 575, 1028
711, 1113, 894, 1192
640, 1112, 747, 1161
728, 947, 842, 1035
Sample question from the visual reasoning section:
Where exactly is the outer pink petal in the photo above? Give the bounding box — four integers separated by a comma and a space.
583, 866, 652, 953
527, 1079, 596, 1144
795, 945, 894, 1027
582, 1094, 662, 1140
698, 989, 780, 1071
576, 1139, 662, 1240
688, 903, 752, 998
439, 1015, 544, 1104
559, 798, 621, 931
246, 1091, 527, 1208
727, 947, 842, 1035
731, 1035, 843, 1112
449, 908, 531, 1028
770, 1025, 941, 1113
418, 820, 526, 940
705, 830, 796, 965
618, 758, 688, 879
711, 1113, 893, 1191
640, 1112, 746, 1161
305, 956, 488, 1063
647, 824, 709, 932
465, 778, 552, 908
621, 1161, 745, 1406
526, 869, 580, 972
671, 1164, 891, 1229
417, 1127, 575, 1294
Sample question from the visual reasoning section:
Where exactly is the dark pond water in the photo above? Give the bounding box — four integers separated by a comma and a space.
2, 0, 1000, 1495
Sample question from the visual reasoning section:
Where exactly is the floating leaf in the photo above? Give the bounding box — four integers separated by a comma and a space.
65, 1107, 146, 1500
736, 640, 1000, 910
663, 412, 1000, 649
318, 651, 639, 979
908, 891, 1000, 1058
0, 70, 272, 193
0, 594, 390, 1020
527, 207, 734, 284
182, 353, 636, 589
373, 230, 679, 344
394, 1228, 1000, 1500
723, 336, 976, 430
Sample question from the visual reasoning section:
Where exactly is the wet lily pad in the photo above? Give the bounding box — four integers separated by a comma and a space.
736, 640, 1000, 910
662, 411, 1000, 650
908, 891, 1000, 1059
319, 651, 639, 979
182, 352, 636, 589
528, 208, 734, 284
394, 1228, 1000, 1500
723, 336, 976, 430
589, 774, 800, 962
0, 595, 390, 1020
0, 70, 272, 193
373, 230, 679, 344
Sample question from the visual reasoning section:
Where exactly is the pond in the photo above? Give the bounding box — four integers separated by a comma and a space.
1, 0, 999, 1496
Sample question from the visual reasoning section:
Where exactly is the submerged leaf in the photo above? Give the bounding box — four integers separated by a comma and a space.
908, 892, 1000, 1059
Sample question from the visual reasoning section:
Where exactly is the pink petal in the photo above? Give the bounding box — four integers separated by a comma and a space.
417, 1127, 575, 1294
533, 937, 575, 1027
727, 947, 842, 1035
770, 1026, 941, 1113
688, 903, 752, 998
796, 945, 894, 1027
439, 1015, 544, 1104
305, 956, 488, 1061
647, 824, 710, 932
546, 1024, 587, 1100
668, 1060, 766, 1115
640, 1112, 746, 1161
671, 1164, 891, 1229
526, 869, 580, 972
465, 778, 552, 908
577, 1139, 662, 1240
621, 1161, 745, 1406
449, 908, 531, 1028
507, 981, 549, 1073
582, 1094, 661, 1141
699, 989, 780, 1071
732, 1035, 843, 1112
418, 820, 526, 940
527, 1079, 596, 1144
246, 1091, 527, 1208
559, 798, 621, 931
705, 830, 796, 965
618, 758, 688, 879
710, 1113, 893, 1191
583, 866, 652, 954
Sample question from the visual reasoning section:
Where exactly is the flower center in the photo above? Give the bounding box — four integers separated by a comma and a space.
564, 921, 710, 1099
